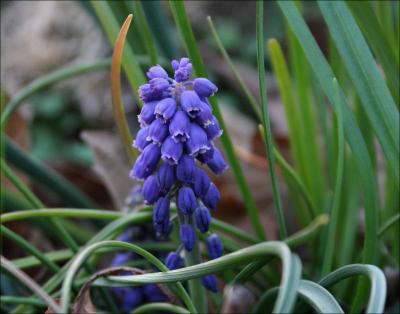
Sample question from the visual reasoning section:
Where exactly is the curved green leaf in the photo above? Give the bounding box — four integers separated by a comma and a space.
95, 241, 301, 314
132, 303, 190, 314
253, 279, 344, 313
60, 241, 196, 313
319, 264, 387, 314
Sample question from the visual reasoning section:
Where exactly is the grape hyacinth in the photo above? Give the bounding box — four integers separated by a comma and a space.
130, 58, 227, 292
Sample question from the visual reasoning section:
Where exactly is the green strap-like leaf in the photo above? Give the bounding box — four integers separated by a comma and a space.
253, 279, 344, 313
346, 1, 399, 103
319, 264, 387, 314
277, 0, 379, 267
319, 1, 399, 184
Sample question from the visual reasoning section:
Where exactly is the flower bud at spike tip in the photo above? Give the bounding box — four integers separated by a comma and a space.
142, 175, 160, 204
149, 77, 170, 93
165, 252, 183, 270
195, 206, 211, 233
177, 186, 197, 215
193, 78, 218, 97
180, 224, 196, 251
207, 234, 224, 259
146, 64, 168, 79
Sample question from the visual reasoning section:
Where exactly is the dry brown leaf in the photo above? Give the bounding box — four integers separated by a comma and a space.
81, 130, 132, 210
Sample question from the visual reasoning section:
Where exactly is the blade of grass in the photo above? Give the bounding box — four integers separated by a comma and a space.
0, 256, 62, 313
374, 0, 399, 62
207, 16, 262, 121
321, 79, 345, 276
207, 15, 317, 225
278, 0, 379, 265
253, 279, 344, 314
169, 1, 266, 241
319, 1, 399, 185
90, 0, 146, 102
132, 303, 190, 314
127, 1, 158, 65
111, 14, 137, 162
256, 0, 287, 239
1, 225, 60, 274
267, 39, 307, 193
319, 264, 387, 314
1, 159, 118, 312
347, 1, 399, 103
60, 240, 196, 313
5, 137, 97, 208
0, 296, 46, 308
0, 60, 110, 128
286, 7, 325, 210
378, 213, 400, 238
141, 1, 177, 59
267, 39, 315, 223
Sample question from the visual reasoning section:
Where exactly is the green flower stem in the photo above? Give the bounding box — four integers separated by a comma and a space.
256, 0, 287, 239
60, 241, 196, 314
0, 60, 110, 127
169, 0, 266, 241
177, 209, 207, 313
132, 303, 190, 314
95, 241, 302, 314
1, 225, 60, 273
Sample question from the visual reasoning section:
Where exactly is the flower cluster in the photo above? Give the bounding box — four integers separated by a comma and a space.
130, 58, 227, 292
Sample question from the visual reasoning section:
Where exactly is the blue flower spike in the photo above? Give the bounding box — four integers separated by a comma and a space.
131, 58, 228, 292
